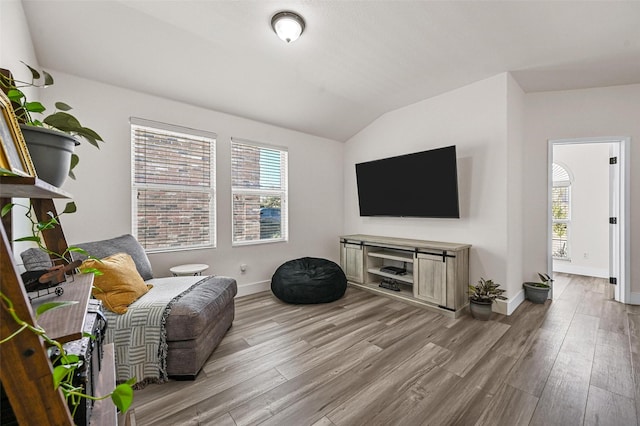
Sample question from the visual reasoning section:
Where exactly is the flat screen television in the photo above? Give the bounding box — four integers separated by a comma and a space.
355, 145, 460, 218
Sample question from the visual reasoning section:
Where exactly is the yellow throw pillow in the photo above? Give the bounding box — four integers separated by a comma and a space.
83, 252, 152, 314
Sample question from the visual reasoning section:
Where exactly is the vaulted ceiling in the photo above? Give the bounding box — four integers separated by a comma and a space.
21, 0, 640, 141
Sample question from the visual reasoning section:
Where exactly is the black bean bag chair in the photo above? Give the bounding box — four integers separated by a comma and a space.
271, 257, 347, 304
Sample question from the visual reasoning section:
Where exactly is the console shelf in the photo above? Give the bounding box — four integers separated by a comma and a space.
366, 268, 414, 285
351, 281, 422, 307
367, 250, 413, 263
340, 234, 471, 318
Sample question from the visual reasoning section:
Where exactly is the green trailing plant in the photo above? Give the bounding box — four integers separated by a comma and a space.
0, 62, 105, 179
469, 277, 507, 303
1, 200, 100, 275
0, 293, 134, 417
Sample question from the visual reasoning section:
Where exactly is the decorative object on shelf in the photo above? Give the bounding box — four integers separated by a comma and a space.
0, 63, 105, 187
271, 11, 305, 43
19, 259, 82, 300
523, 272, 553, 304
0, 91, 36, 177
379, 278, 401, 292
468, 277, 506, 321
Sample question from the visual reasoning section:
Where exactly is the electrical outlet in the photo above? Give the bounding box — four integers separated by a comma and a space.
583, 253, 588, 259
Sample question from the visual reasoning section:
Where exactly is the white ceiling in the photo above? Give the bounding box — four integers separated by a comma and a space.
21, 0, 640, 142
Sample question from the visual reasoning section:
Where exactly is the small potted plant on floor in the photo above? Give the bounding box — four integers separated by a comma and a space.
469, 277, 507, 321
0, 62, 104, 187
523, 272, 553, 304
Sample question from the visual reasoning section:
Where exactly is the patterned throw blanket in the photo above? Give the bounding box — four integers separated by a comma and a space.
103, 275, 206, 387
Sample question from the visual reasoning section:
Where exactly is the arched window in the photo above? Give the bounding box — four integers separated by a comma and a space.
552, 163, 572, 259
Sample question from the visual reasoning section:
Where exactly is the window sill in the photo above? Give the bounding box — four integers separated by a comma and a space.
232, 238, 288, 248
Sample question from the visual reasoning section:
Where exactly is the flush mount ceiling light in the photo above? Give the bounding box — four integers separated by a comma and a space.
271, 11, 305, 43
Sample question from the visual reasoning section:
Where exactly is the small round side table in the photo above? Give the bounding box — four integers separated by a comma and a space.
170, 263, 209, 277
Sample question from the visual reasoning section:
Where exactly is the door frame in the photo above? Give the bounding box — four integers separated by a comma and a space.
548, 137, 630, 302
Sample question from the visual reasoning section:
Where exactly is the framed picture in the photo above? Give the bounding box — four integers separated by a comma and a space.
0, 90, 36, 177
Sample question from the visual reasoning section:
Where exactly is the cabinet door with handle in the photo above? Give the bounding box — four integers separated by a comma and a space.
415, 253, 446, 306
340, 242, 364, 283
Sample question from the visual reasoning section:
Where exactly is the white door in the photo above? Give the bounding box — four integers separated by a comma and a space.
607, 140, 630, 304
608, 143, 620, 301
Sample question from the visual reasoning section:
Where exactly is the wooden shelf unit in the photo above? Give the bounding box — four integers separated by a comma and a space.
0, 175, 115, 425
340, 234, 471, 318
30, 274, 93, 344
0, 176, 72, 199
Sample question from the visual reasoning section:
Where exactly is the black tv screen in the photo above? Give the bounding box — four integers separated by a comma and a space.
355, 145, 460, 218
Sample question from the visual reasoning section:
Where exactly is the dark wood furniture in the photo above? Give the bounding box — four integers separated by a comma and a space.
0, 176, 116, 425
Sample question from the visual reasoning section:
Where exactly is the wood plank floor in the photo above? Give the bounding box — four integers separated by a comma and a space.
130, 274, 640, 425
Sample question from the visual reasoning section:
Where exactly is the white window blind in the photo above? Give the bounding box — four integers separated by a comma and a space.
231, 138, 288, 245
131, 118, 216, 251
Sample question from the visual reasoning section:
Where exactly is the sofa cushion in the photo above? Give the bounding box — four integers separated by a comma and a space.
20, 247, 55, 271
165, 276, 237, 341
74, 234, 154, 280
21, 234, 154, 280
166, 306, 235, 378
84, 253, 152, 314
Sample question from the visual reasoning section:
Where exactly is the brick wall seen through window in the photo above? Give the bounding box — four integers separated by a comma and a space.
132, 119, 216, 251
231, 139, 288, 245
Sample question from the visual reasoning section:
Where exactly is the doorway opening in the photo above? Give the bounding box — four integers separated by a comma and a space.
548, 137, 630, 303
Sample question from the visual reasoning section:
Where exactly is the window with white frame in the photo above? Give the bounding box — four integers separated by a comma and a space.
231, 138, 288, 245
131, 118, 216, 251
552, 163, 571, 259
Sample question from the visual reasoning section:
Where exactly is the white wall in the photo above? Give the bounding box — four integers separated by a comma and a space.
12, 68, 344, 295
343, 75, 640, 312
344, 74, 524, 306
524, 84, 640, 297
0, 1, 38, 70
552, 143, 609, 278
506, 74, 526, 309
1, 0, 41, 258
3, 0, 346, 295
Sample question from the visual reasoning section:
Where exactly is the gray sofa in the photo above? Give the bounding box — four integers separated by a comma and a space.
21, 234, 236, 380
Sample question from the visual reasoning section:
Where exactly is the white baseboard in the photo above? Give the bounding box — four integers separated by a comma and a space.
494, 289, 525, 316
628, 292, 640, 305
552, 263, 608, 279
238, 279, 530, 315
237, 280, 271, 297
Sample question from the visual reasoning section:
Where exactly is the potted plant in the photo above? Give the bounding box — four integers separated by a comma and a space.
0, 62, 104, 187
523, 272, 553, 304
468, 277, 507, 321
